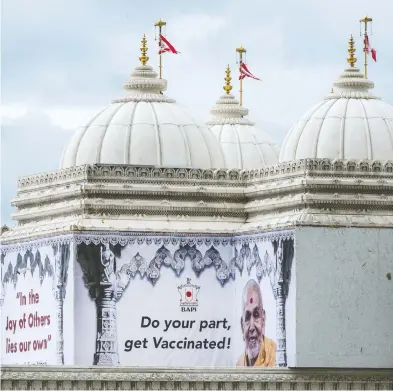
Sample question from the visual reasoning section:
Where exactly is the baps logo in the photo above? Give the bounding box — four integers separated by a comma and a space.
177, 278, 200, 312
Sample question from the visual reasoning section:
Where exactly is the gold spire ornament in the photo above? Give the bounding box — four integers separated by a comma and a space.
236, 45, 247, 106
347, 34, 357, 68
360, 15, 373, 79
236, 45, 246, 55
139, 34, 149, 66
154, 18, 166, 28
223, 65, 233, 95
154, 18, 167, 79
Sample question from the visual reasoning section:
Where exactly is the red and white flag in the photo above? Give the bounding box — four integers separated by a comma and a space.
158, 34, 179, 55
239, 62, 260, 80
371, 48, 377, 62
364, 35, 377, 62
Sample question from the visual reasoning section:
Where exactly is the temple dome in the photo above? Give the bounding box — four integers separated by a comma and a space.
60, 39, 225, 169
208, 68, 279, 169
280, 38, 393, 163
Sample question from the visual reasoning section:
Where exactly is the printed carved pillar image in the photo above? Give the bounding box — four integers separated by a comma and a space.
269, 239, 294, 367
78, 242, 132, 365
52, 243, 70, 365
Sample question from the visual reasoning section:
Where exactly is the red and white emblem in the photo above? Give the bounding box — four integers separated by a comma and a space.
178, 278, 200, 308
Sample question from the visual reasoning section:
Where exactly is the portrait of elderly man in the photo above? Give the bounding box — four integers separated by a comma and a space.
236, 279, 276, 367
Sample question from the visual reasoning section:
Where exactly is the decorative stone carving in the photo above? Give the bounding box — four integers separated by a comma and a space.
268, 239, 294, 367
203, 246, 234, 283
1, 366, 392, 390
52, 243, 70, 364
15, 159, 393, 190
2, 156, 393, 244
240, 243, 251, 274
230, 247, 243, 274
77, 243, 125, 365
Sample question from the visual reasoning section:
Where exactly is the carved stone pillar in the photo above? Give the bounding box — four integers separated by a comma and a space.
77, 243, 132, 366
269, 239, 294, 367
94, 283, 119, 365
273, 285, 286, 367
52, 244, 70, 365
54, 287, 66, 364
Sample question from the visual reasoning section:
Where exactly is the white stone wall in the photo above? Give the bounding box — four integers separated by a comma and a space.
285, 252, 296, 367
295, 226, 393, 368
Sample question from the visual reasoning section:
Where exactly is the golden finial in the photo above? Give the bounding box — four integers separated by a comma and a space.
330, 87, 334, 94
223, 65, 232, 95
154, 18, 166, 27
347, 34, 356, 68
139, 34, 149, 66
236, 45, 247, 54
360, 15, 372, 23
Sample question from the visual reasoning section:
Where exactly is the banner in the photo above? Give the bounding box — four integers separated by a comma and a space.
1, 242, 74, 365
1, 233, 294, 367
75, 235, 294, 367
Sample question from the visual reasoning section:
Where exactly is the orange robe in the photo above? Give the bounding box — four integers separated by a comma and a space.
236, 336, 276, 367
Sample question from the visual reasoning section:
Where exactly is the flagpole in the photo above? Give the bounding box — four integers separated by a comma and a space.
360, 15, 372, 79
236, 45, 246, 106
155, 18, 166, 79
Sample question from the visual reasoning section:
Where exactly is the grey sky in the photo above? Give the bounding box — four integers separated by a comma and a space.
1, 0, 392, 226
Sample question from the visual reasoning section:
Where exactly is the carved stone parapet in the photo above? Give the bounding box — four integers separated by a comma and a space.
1, 366, 393, 390
17, 159, 393, 190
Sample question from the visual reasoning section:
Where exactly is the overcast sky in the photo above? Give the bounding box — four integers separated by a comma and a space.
1, 0, 393, 226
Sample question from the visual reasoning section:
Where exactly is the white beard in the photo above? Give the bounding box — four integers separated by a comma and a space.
246, 338, 261, 361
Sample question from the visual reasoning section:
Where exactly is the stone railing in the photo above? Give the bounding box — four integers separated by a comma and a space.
1, 366, 392, 390
17, 159, 393, 190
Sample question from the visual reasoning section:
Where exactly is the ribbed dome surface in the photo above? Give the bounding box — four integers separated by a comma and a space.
60, 62, 225, 169
280, 67, 393, 162
208, 92, 279, 169
210, 122, 280, 168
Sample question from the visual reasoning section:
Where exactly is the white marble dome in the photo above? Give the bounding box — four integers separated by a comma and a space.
207, 79, 279, 169
60, 56, 225, 169
280, 66, 393, 162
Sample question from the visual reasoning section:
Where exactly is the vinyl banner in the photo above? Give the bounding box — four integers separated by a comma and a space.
1, 233, 293, 367
1, 242, 74, 365
75, 235, 294, 367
